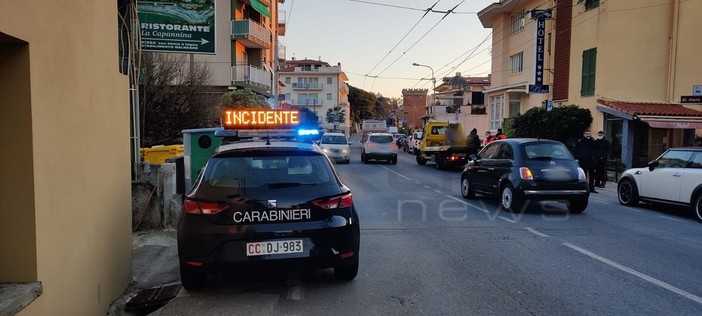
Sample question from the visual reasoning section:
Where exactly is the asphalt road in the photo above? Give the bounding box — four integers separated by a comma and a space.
153, 140, 702, 316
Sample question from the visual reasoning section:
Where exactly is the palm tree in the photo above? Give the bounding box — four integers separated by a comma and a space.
326, 106, 346, 125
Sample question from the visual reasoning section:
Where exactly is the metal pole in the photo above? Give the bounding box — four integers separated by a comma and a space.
412, 63, 435, 116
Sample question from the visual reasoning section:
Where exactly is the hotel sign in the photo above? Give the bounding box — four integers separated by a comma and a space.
528, 10, 552, 94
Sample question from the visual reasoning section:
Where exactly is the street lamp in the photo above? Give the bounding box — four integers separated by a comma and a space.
412, 62, 436, 116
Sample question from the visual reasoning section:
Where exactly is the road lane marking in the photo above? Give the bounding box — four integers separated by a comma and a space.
423, 185, 432, 189
380, 166, 414, 181
445, 195, 490, 213
657, 215, 685, 223
498, 216, 517, 223
525, 227, 550, 237
563, 243, 702, 305
433, 189, 443, 194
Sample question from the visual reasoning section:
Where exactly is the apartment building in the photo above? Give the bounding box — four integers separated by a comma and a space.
478, 0, 555, 132
432, 74, 491, 135
479, 0, 702, 168
185, 0, 284, 98
279, 58, 351, 135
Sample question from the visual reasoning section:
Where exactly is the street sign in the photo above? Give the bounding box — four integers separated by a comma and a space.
528, 84, 550, 94
681, 96, 702, 103
547, 99, 553, 112
693, 85, 702, 96
138, 0, 216, 54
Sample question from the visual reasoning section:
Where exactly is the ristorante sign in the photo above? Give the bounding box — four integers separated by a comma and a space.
137, 0, 216, 54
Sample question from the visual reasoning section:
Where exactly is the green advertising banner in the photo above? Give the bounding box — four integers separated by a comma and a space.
137, 0, 216, 54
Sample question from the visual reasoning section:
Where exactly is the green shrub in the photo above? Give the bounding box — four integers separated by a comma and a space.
510, 105, 593, 150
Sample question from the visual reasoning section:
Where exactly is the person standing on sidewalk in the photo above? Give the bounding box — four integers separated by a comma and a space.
484, 131, 495, 146
595, 131, 611, 188
574, 130, 598, 193
467, 128, 481, 157
495, 128, 506, 140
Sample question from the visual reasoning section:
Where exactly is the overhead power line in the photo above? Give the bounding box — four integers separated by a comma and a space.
347, 0, 480, 14
370, 0, 465, 85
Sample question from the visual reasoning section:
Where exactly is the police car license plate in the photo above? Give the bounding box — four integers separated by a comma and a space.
246, 240, 303, 256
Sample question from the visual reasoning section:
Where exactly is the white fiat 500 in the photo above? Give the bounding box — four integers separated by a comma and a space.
617, 147, 702, 222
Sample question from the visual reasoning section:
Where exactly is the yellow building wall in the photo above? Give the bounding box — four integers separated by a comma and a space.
485, 0, 556, 114
1, 0, 132, 315
567, 0, 702, 132
674, 0, 702, 110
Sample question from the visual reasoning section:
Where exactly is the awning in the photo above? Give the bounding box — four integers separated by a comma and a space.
250, 0, 271, 18
639, 118, 702, 129
597, 98, 702, 129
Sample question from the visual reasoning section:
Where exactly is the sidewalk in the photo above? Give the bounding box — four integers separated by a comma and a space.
107, 230, 180, 316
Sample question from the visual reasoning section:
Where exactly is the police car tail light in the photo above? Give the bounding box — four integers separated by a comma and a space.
184, 198, 230, 215
519, 167, 534, 180
312, 193, 353, 209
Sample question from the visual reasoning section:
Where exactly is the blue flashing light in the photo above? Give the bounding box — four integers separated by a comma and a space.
297, 128, 319, 136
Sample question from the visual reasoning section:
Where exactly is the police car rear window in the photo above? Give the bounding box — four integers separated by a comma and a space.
202, 153, 336, 188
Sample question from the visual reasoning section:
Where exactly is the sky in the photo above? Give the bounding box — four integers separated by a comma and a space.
278, 0, 497, 99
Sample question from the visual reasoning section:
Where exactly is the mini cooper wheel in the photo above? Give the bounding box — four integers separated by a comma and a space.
461, 177, 475, 199
693, 193, 702, 223
617, 179, 639, 206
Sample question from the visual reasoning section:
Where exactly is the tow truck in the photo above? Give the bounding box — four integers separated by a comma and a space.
415, 121, 468, 170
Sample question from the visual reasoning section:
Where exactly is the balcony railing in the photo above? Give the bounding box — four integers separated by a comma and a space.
278, 45, 286, 60
288, 99, 324, 107
278, 10, 286, 36
231, 63, 272, 91
231, 19, 271, 49
292, 82, 324, 90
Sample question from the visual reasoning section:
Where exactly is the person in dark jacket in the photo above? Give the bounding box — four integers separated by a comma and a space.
594, 131, 611, 188
574, 130, 598, 193
467, 128, 481, 157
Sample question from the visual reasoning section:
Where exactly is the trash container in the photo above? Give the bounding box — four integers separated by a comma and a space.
182, 127, 223, 193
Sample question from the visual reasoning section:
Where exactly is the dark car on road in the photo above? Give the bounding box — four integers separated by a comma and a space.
177, 139, 360, 290
460, 139, 590, 213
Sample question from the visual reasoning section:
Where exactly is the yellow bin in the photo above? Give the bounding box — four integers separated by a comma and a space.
140, 145, 184, 164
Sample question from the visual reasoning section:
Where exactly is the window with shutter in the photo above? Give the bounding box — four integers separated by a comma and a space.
581, 48, 597, 96
585, 0, 600, 10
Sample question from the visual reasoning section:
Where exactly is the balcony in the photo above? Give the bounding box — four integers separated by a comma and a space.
278, 10, 286, 36
231, 63, 272, 92
232, 19, 271, 49
278, 45, 286, 61
292, 82, 324, 91
288, 99, 325, 107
